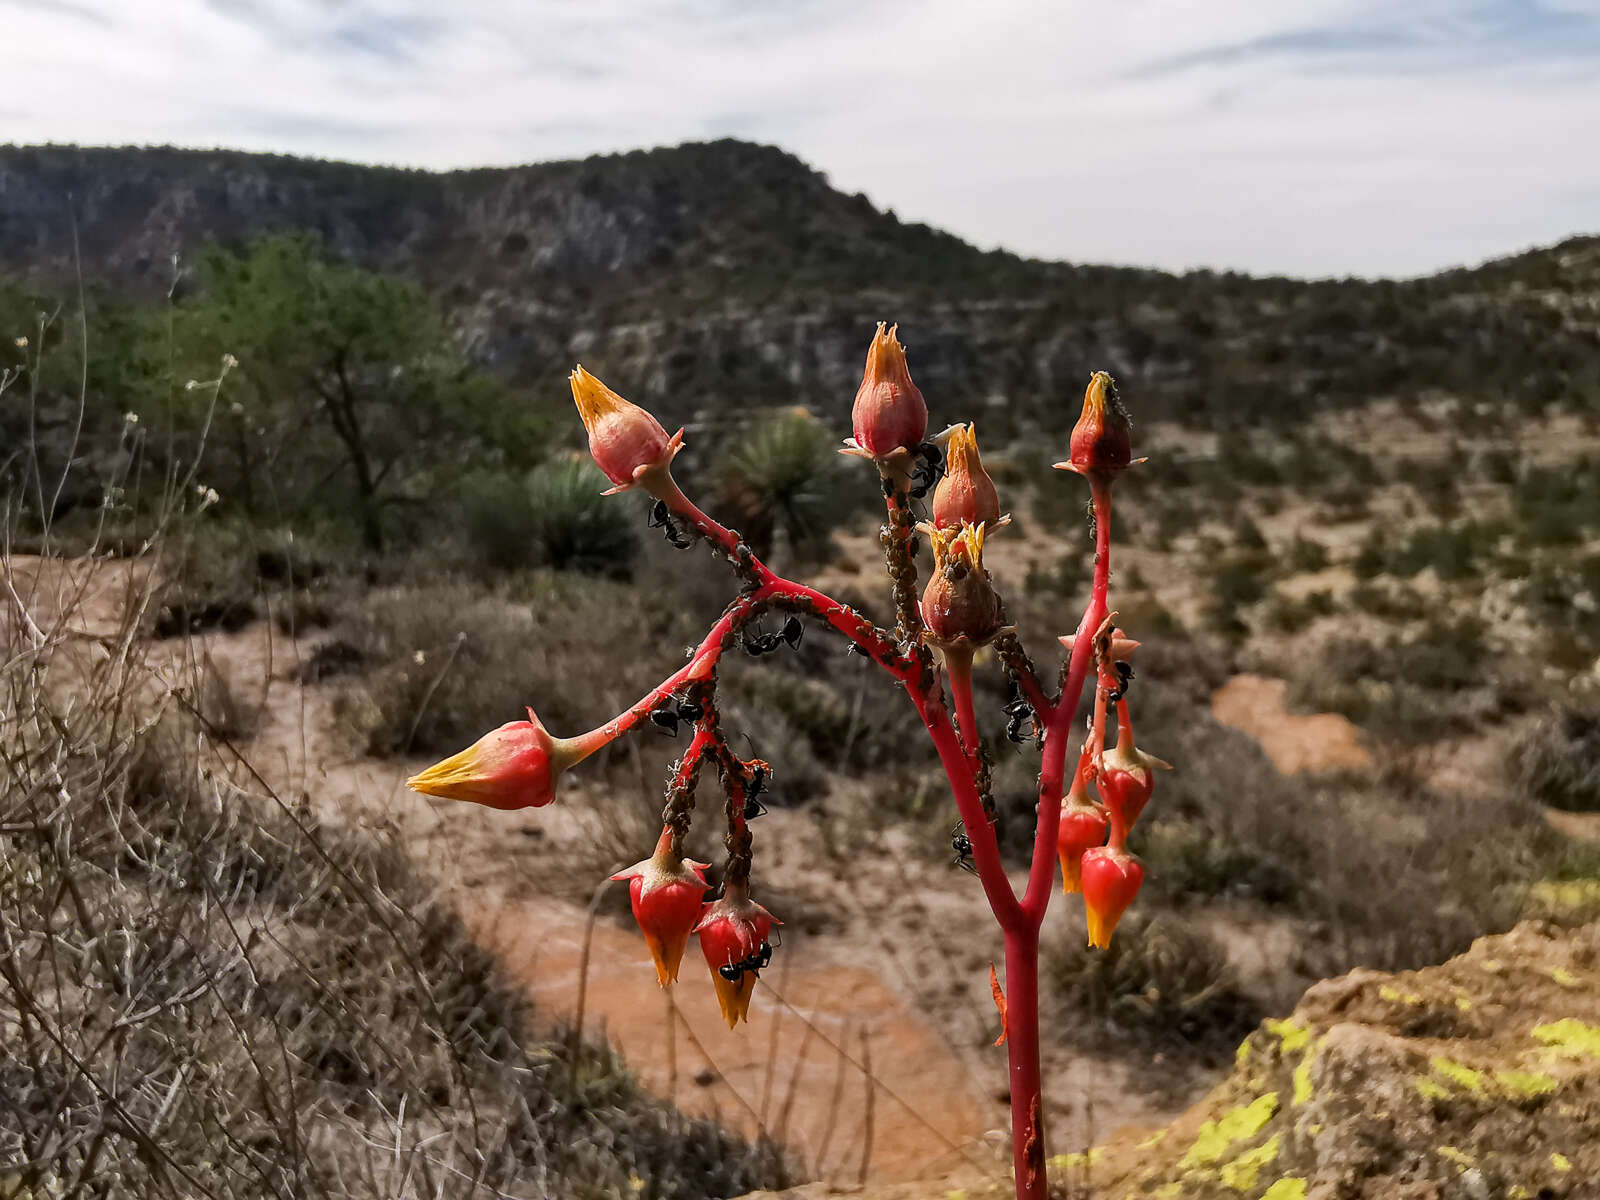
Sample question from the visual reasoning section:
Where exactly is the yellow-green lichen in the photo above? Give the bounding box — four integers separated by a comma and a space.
1261, 1180, 1307, 1200
1532, 1018, 1600, 1059
1545, 966, 1579, 987
1179, 1093, 1280, 1169
1552, 1152, 1572, 1173
1046, 1148, 1103, 1171
1414, 1077, 1452, 1102
1139, 1128, 1169, 1149
1495, 1069, 1558, 1097
1292, 1054, 1314, 1106
1509, 1188, 1528, 1200
1451, 988, 1472, 1012
1480, 958, 1503, 974
1430, 1057, 1486, 1094
1438, 1145, 1476, 1172
1152, 1185, 1181, 1200
1236, 1037, 1253, 1067
1220, 1134, 1281, 1191
1379, 985, 1423, 1005
1264, 1018, 1310, 1055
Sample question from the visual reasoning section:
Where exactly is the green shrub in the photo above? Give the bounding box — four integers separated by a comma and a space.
1518, 701, 1600, 812
1044, 913, 1262, 1054
459, 458, 639, 576
718, 407, 863, 561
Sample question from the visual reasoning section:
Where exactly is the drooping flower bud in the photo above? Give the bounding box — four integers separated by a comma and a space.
570, 364, 684, 495
407, 707, 603, 811
1057, 772, 1110, 895
611, 826, 711, 987
920, 522, 1003, 652
1055, 372, 1136, 479
696, 885, 780, 1029
1097, 726, 1171, 832
842, 323, 928, 468
932, 423, 1004, 531
1080, 845, 1143, 949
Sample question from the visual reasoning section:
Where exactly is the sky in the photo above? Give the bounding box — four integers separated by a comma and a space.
4, 0, 1598, 278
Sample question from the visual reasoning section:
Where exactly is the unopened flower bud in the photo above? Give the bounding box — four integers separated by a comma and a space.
612, 827, 711, 987
1055, 372, 1136, 479
570, 365, 684, 495
932, 423, 1003, 531
920, 522, 1003, 651
407, 707, 591, 810
1081, 845, 1143, 948
1058, 773, 1109, 895
1098, 729, 1171, 832
843, 323, 927, 467
696, 884, 780, 1028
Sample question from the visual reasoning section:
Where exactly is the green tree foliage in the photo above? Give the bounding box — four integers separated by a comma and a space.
144, 235, 541, 549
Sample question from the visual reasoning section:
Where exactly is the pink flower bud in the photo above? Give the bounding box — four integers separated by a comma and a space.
1080, 845, 1143, 949
844, 323, 928, 465
696, 886, 780, 1029
570, 364, 684, 494
407, 708, 569, 810
932, 423, 1002, 531
1055, 372, 1135, 479
611, 827, 711, 987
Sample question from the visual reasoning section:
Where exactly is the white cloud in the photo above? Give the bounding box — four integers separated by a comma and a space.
3, 0, 1597, 275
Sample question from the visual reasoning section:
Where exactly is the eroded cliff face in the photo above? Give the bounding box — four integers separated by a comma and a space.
5, 141, 1599, 443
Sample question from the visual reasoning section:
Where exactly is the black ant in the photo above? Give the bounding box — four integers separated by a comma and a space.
1004, 695, 1035, 745
742, 759, 770, 819
649, 694, 709, 736
1106, 660, 1135, 704
909, 441, 944, 500
717, 938, 775, 980
648, 499, 694, 549
742, 616, 804, 657
951, 821, 976, 874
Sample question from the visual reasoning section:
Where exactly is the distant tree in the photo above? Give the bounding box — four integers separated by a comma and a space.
162, 235, 541, 550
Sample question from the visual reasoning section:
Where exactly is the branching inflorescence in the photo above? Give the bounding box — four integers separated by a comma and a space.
407, 324, 1173, 1199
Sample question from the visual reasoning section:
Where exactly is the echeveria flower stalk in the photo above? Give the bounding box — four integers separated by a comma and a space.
570, 364, 684, 495
611, 826, 712, 986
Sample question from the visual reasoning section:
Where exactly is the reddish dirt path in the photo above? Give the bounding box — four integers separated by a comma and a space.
1211, 672, 1370, 774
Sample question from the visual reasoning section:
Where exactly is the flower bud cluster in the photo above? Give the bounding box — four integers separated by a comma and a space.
1056, 647, 1171, 949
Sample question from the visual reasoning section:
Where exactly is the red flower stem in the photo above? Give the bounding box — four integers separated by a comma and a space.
993, 476, 1111, 1200
910, 687, 1021, 927
943, 648, 983, 776
1004, 650, 1054, 721
1024, 477, 1112, 923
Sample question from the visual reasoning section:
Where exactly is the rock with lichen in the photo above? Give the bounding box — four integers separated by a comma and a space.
1056, 920, 1600, 1200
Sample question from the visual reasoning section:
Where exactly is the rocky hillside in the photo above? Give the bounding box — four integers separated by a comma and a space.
2, 141, 1597, 438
